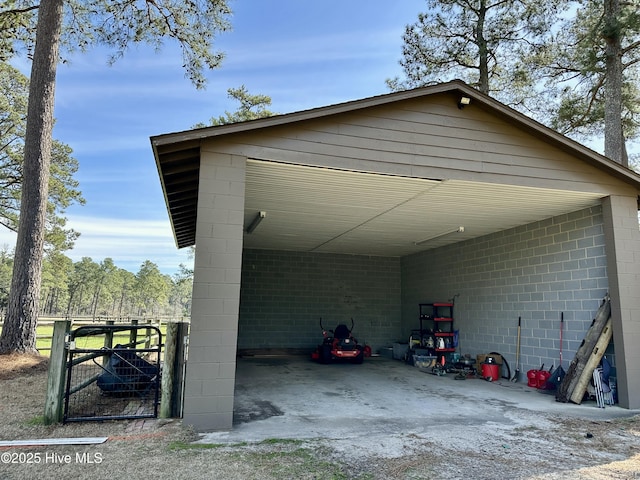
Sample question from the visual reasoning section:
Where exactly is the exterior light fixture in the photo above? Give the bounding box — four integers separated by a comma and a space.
414, 226, 465, 246
458, 96, 471, 109
246, 211, 266, 234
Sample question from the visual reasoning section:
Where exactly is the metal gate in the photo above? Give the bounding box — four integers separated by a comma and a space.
63, 324, 162, 423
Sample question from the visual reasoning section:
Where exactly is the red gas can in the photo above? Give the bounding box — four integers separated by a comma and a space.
527, 369, 538, 388
537, 369, 551, 388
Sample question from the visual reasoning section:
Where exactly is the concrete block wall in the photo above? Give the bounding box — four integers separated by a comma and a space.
401, 206, 610, 375
239, 249, 402, 353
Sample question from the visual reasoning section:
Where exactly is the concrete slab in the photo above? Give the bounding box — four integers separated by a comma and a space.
199, 356, 638, 447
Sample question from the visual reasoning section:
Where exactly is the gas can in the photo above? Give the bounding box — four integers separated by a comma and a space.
536, 369, 551, 388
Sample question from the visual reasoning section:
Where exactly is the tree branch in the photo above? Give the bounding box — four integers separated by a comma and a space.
622, 39, 640, 56
0, 5, 39, 17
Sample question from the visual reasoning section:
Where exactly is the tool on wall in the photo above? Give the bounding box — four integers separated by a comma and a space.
559, 312, 565, 374
510, 316, 522, 382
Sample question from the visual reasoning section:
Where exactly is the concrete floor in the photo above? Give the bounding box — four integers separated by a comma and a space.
200, 356, 638, 445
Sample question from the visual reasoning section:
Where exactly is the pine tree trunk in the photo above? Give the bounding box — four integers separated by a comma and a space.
476, 0, 490, 94
603, 0, 628, 167
91, 285, 102, 320
0, 0, 64, 354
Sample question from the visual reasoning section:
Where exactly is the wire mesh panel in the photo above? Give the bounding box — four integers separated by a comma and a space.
63, 325, 162, 423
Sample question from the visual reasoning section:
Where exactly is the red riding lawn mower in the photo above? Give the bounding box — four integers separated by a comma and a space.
311, 318, 367, 364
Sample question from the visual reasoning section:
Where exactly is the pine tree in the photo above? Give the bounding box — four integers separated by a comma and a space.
0, 0, 232, 353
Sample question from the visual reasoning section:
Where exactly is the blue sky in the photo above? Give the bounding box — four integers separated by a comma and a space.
1, 0, 426, 275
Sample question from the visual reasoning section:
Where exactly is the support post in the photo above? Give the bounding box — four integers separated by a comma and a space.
145, 318, 153, 349
173, 322, 188, 418
104, 319, 114, 348
129, 318, 138, 345
44, 319, 71, 425
160, 322, 188, 418
103, 319, 114, 366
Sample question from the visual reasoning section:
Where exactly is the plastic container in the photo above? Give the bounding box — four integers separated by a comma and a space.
379, 347, 393, 358
536, 370, 551, 388
392, 343, 409, 361
413, 355, 437, 371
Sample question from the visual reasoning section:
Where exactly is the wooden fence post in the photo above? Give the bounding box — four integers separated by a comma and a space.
129, 318, 138, 345
160, 321, 188, 418
173, 322, 188, 418
145, 318, 153, 349
103, 319, 114, 366
160, 322, 178, 418
44, 319, 71, 425
104, 319, 114, 348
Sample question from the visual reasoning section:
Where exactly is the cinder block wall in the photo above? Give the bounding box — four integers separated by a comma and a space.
401, 206, 611, 375
239, 250, 402, 352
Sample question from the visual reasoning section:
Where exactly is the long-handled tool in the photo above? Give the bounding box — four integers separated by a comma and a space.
559, 312, 564, 370
545, 312, 566, 391
510, 316, 521, 382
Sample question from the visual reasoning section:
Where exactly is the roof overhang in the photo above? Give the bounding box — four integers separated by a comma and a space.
152, 80, 640, 252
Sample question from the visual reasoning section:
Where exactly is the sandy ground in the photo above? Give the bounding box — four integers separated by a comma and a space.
2, 353, 640, 479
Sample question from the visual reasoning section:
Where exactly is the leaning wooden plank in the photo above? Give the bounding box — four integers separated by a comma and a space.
570, 318, 613, 405
0, 437, 108, 447
556, 295, 611, 403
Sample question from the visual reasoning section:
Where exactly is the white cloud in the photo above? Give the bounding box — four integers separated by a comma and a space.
68, 216, 172, 238
0, 217, 191, 275
64, 215, 190, 272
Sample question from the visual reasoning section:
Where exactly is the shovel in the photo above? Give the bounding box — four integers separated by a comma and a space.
510, 316, 521, 382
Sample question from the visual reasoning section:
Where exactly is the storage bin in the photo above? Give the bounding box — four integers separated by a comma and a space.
392, 343, 409, 360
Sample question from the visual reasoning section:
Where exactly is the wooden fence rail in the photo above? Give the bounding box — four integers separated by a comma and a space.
0, 316, 187, 354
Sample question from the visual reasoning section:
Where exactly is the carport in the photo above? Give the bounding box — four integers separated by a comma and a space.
152, 80, 640, 431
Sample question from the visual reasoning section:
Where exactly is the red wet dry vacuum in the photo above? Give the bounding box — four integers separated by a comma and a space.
481, 356, 500, 381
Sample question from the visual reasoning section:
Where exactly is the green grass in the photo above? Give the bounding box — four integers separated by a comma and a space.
258, 438, 305, 446
25, 416, 46, 426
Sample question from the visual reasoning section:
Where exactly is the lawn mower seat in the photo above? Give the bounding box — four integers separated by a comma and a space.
333, 324, 350, 339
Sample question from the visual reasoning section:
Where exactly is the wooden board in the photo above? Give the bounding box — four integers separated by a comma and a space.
0, 437, 108, 447
556, 295, 611, 403
570, 318, 613, 404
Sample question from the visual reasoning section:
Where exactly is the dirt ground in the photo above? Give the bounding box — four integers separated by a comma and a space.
2, 354, 640, 480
